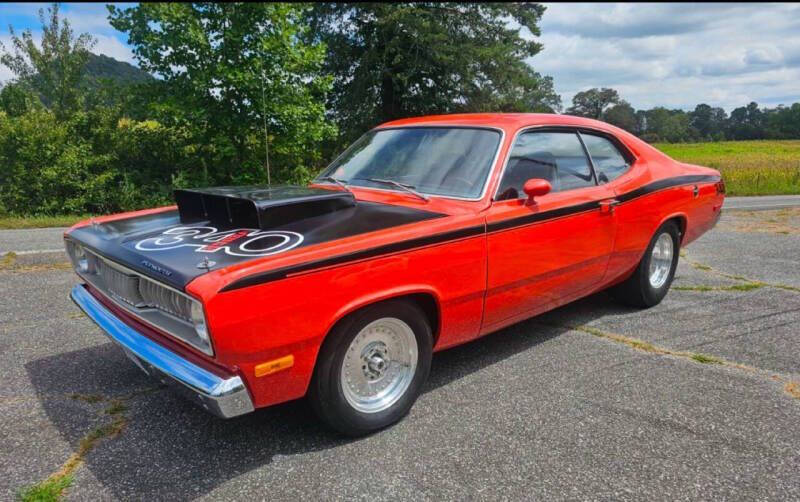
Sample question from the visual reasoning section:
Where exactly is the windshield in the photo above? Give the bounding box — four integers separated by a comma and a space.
318, 127, 502, 199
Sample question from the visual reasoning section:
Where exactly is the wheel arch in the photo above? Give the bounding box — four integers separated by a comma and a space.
606, 211, 687, 289
324, 287, 442, 349
658, 212, 688, 245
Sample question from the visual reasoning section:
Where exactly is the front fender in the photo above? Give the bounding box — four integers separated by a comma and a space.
326, 285, 443, 339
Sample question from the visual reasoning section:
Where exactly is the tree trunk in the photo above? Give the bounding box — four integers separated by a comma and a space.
380, 71, 397, 122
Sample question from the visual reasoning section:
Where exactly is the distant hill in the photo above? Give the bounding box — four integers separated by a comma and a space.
83, 53, 152, 86
0, 53, 153, 109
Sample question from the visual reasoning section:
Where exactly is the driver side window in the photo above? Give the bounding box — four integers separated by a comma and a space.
496, 131, 595, 200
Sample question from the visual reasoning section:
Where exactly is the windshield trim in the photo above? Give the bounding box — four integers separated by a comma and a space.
318, 125, 506, 202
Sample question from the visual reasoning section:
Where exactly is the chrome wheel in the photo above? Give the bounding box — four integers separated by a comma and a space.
340, 317, 418, 414
648, 232, 674, 289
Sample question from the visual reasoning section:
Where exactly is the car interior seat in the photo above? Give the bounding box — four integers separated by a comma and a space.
496, 151, 558, 200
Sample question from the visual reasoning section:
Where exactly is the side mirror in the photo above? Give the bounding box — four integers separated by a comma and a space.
522, 178, 552, 205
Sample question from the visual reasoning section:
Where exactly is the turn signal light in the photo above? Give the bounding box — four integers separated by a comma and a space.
255, 355, 294, 377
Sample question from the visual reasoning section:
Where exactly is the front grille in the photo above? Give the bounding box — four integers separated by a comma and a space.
65, 239, 213, 355
74, 248, 195, 325
97, 259, 143, 307
138, 277, 193, 322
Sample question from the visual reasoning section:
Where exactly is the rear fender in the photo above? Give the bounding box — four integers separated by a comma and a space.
657, 212, 688, 246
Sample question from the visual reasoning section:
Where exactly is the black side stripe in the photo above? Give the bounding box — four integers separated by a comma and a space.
220, 174, 720, 292
220, 223, 485, 292
486, 200, 599, 233
616, 174, 720, 203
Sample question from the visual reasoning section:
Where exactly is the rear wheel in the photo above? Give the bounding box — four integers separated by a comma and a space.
610, 221, 680, 308
308, 300, 432, 436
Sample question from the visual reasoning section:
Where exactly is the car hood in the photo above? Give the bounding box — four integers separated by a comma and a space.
66, 187, 444, 290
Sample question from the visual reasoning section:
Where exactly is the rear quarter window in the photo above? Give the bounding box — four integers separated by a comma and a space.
581, 134, 630, 183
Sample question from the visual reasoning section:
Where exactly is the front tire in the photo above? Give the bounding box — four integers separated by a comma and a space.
308, 299, 432, 436
610, 221, 680, 308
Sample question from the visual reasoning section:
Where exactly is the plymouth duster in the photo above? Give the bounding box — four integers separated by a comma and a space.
66, 113, 724, 435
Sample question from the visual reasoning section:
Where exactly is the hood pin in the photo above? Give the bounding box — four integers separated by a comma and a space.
197, 256, 216, 270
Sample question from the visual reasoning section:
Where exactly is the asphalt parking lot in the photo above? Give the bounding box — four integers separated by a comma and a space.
1, 208, 799, 501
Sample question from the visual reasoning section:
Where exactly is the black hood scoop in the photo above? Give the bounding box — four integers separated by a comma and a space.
175, 185, 355, 229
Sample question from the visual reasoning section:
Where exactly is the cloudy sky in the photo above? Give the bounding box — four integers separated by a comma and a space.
535, 3, 800, 111
0, 3, 136, 68
1, 3, 799, 112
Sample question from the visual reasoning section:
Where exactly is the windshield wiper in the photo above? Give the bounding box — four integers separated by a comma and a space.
316, 176, 351, 193
361, 178, 429, 201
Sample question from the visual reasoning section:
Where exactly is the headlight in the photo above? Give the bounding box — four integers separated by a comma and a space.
190, 300, 210, 345
65, 240, 91, 273
74, 245, 89, 272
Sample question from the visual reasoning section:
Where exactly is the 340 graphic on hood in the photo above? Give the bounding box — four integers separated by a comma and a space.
135, 226, 304, 257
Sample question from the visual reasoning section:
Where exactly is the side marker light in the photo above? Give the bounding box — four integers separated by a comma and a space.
255, 355, 295, 377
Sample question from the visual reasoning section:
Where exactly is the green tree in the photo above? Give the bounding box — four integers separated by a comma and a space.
689, 104, 727, 140
602, 101, 637, 133
0, 82, 42, 117
109, 2, 335, 185
727, 102, 765, 140
306, 3, 560, 143
0, 108, 120, 214
642, 107, 692, 143
566, 88, 620, 119
764, 103, 800, 139
0, 3, 96, 119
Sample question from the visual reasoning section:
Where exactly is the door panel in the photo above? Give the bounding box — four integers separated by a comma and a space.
483, 184, 617, 331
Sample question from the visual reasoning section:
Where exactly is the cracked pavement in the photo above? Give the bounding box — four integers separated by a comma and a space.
1, 209, 798, 501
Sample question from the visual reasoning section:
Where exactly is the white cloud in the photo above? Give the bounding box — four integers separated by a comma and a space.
61, 4, 116, 33
0, 34, 17, 83
0, 67, 12, 83
92, 34, 135, 65
533, 3, 800, 112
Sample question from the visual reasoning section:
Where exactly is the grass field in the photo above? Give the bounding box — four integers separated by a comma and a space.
0, 214, 87, 230
654, 140, 800, 196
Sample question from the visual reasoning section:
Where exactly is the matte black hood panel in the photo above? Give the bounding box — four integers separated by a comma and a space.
67, 191, 444, 290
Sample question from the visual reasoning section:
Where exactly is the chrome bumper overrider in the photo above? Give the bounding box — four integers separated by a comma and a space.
70, 285, 254, 418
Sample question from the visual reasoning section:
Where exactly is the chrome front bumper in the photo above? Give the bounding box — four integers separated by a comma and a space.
70, 285, 254, 418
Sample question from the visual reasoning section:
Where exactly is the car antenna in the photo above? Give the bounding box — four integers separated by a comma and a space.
261, 68, 271, 187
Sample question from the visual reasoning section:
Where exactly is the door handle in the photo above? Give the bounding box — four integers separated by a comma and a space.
598, 199, 620, 214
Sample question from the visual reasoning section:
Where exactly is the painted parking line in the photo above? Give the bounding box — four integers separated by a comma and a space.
1, 248, 64, 256
724, 203, 800, 211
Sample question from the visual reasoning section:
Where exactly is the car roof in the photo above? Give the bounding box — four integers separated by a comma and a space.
377, 112, 657, 160
377, 113, 614, 132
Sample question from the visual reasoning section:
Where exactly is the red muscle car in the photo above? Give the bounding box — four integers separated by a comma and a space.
66, 113, 724, 435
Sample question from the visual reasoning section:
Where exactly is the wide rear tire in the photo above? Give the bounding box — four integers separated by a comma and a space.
610, 221, 680, 308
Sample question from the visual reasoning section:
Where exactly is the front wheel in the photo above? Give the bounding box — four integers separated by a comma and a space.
610, 221, 680, 308
308, 300, 432, 436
